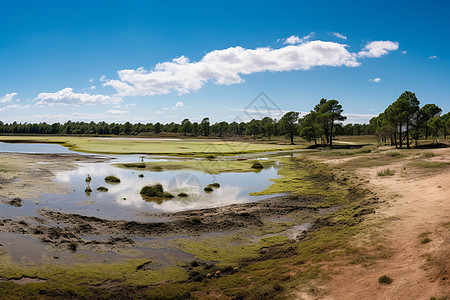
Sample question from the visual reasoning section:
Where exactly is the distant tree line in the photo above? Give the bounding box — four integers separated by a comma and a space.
0, 91, 447, 147
368, 91, 449, 148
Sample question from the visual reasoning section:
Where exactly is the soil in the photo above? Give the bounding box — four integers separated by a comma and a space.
298, 147, 450, 299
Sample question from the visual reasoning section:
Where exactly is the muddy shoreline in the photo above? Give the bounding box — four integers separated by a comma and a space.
0, 152, 324, 251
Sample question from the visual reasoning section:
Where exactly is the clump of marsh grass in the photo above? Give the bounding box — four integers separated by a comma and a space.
140, 183, 174, 198
377, 168, 395, 176
178, 192, 189, 197
204, 186, 214, 193
251, 161, 264, 169
208, 183, 220, 188
138, 174, 144, 178
105, 175, 121, 183
151, 166, 163, 172
97, 186, 108, 192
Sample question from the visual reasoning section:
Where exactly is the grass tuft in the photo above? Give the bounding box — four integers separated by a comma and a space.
105, 175, 120, 183
140, 183, 174, 198
377, 168, 395, 176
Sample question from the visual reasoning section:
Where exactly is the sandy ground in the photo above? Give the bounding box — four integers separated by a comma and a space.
299, 147, 450, 300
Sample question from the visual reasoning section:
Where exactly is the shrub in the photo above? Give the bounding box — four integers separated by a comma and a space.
421, 237, 432, 244
378, 275, 392, 284
140, 183, 174, 198
85, 186, 92, 193
97, 186, 108, 192
251, 162, 264, 169
208, 183, 220, 188
204, 186, 214, 193
178, 192, 189, 197
105, 175, 121, 183
138, 174, 144, 178
377, 168, 395, 176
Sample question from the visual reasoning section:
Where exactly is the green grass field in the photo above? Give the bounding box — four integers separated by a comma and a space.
0, 136, 304, 156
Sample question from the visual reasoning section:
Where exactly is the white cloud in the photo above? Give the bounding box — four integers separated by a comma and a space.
0, 92, 18, 103
283, 32, 314, 44
35, 88, 121, 106
103, 40, 366, 97
369, 77, 381, 83
429, 55, 437, 59
173, 101, 184, 109
90, 85, 96, 90
89, 78, 94, 83
331, 32, 347, 40
401, 50, 407, 54
106, 110, 128, 115
358, 41, 399, 58
102, 39, 398, 97
0, 104, 31, 112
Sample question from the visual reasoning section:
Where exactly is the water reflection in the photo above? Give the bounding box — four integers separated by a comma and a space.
0, 142, 280, 221
53, 158, 279, 218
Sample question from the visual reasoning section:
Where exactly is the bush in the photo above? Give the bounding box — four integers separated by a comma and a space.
377, 168, 395, 176
138, 174, 144, 178
105, 175, 121, 183
378, 275, 392, 284
204, 186, 214, 193
85, 186, 92, 193
97, 186, 108, 192
140, 183, 174, 198
421, 237, 432, 244
178, 192, 189, 197
251, 162, 264, 169
208, 183, 220, 188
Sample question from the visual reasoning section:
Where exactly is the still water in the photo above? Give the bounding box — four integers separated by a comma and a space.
0, 142, 280, 221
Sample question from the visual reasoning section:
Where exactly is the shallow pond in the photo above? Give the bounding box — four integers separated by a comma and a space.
0, 142, 280, 221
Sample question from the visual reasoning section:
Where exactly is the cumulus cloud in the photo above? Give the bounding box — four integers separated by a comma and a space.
401, 50, 407, 54
35, 88, 121, 106
173, 101, 184, 109
103, 41, 363, 97
331, 32, 347, 40
106, 110, 128, 115
0, 92, 18, 103
429, 55, 437, 59
101, 39, 398, 97
358, 41, 399, 58
283, 32, 314, 44
369, 77, 381, 83
0, 104, 31, 112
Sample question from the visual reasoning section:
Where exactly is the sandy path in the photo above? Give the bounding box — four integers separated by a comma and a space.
299, 148, 450, 299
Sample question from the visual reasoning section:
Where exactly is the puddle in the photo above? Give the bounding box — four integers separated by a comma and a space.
0, 232, 46, 263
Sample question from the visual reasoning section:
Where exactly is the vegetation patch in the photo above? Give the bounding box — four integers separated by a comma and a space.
104, 175, 121, 183
138, 174, 144, 178
178, 192, 189, 197
378, 275, 393, 284
140, 183, 174, 198
251, 161, 264, 169
409, 161, 449, 168
96, 186, 108, 192
377, 168, 395, 176
204, 186, 214, 193
208, 182, 220, 188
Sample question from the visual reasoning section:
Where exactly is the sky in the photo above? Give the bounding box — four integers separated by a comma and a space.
0, 0, 449, 125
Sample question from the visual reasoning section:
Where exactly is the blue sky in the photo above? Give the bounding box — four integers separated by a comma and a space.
1, 0, 449, 124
